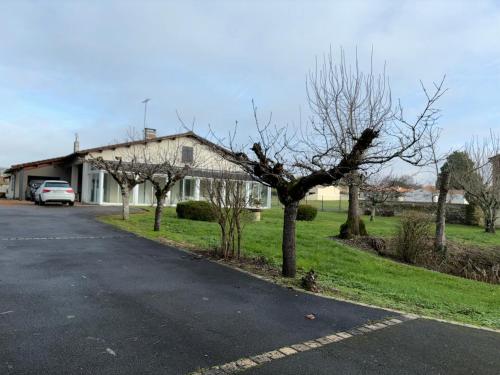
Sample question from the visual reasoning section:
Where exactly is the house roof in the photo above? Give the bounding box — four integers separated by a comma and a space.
5, 131, 231, 173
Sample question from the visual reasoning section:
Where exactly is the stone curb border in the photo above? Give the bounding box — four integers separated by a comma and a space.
189, 314, 418, 375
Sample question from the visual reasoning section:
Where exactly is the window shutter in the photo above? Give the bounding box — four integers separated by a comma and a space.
182, 146, 194, 164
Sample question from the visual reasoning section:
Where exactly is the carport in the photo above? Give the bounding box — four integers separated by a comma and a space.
5, 155, 83, 201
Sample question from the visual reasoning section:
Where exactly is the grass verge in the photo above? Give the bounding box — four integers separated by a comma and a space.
101, 207, 500, 329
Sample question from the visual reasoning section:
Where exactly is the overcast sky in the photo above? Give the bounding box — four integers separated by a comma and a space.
1, 0, 499, 181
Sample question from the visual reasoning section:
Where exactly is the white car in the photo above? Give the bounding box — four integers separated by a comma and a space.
35, 180, 75, 206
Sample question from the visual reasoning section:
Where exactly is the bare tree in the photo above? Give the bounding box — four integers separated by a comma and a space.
362, 175, 402, 222
427, 127, 450, 254
205, 169, 250, 258
303, 49, 444, 238
451, 131, 500, 233
137, 140, 199, 231
88, 137, 148, 220
223, 48, 445, 277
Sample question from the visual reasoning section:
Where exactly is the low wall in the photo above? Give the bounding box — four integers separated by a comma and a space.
361, 201, 482, 226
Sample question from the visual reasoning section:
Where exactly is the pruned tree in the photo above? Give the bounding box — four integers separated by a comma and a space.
137, 140, 199, 231
451, 132, 500, 233
222, 48, 445, 277
87, 129, 154, 220
88, 157, 145, 220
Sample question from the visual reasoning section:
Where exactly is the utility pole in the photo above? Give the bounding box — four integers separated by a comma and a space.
141, 98, 151, 131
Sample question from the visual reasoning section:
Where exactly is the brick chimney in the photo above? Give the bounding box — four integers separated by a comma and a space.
74, 133, 80, 152
144, 128, 157, 140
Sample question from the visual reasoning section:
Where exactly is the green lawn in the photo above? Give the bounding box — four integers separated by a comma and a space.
102, 206, 500, 329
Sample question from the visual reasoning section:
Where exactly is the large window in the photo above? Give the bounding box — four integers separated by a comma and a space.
102, 173, 132, 203
103, 173, 121, 203
183, 178, 196, 200
138, 180, 154, 205
199, 179, 211, 201
170, 180, 182, 205
89, 173, 100, 203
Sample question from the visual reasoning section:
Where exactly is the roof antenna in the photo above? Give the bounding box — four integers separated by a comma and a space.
142, 98, 151, 133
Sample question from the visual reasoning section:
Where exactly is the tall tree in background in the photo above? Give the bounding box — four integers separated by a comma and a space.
451, 132, 500, 233
224, 48, 445, 277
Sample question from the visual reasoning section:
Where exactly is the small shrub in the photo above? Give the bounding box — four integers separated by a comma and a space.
465, 204, 482, 226
395, 211, 432, 263
339, 217, 367, 239
176, 200, 216, 222
379, 208, 395, 217
297, 205, 318, 221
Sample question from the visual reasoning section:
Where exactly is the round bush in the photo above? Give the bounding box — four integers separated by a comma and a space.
296, 205, 318, 221
176, 200, 215, 222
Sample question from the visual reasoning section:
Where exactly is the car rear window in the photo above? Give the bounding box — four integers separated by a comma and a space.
45, 182, 70, 188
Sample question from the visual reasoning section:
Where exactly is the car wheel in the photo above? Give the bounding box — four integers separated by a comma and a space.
39, 199, 45, 206
69, 201, 75, 206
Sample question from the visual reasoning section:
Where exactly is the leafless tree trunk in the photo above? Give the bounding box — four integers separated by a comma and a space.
154, 192, 165, 231
120, 186, 130, 220
282, 201, 299, 277
343, 171, 363, 237
435, 167, 450, 253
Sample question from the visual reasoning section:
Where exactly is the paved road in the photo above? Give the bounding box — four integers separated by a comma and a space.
0, 204, 498, 374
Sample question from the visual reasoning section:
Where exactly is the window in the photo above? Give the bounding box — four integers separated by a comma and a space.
45, 182, 70, 188
183, 178, 195, 200
199, 179, 211, 200
138, 180, 154, 205
181, 146, 194, 164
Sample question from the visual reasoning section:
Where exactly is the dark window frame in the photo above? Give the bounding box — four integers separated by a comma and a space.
181, 146, 194, 164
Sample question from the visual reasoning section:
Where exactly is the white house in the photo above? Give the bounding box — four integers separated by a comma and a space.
306, 185, 341, 201
5, 129, 271, 208
400, 185, 468, 204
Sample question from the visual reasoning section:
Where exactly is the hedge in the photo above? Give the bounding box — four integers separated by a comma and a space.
176, 201, 216, 222
297, 204, 318, 221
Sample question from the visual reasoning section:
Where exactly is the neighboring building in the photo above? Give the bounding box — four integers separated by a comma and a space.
400, 185, 468, 204
0, 168, 10, 198
5, 130, 271, 208
306, 185, 341, 201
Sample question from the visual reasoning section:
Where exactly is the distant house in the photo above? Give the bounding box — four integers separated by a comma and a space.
0, 168, 10, 198
306, 185, 341, 201
5, 129, 272, 208
400, 185, 468, 204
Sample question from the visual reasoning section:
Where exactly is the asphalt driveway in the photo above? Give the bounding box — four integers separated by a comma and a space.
0, 204, 498, 374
